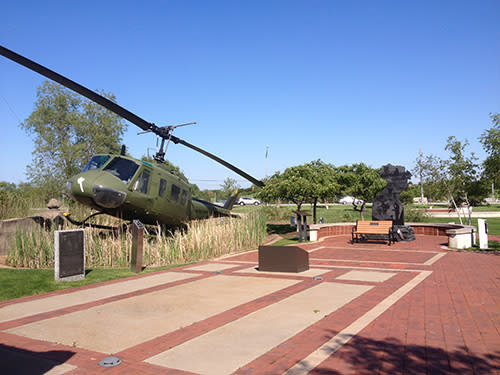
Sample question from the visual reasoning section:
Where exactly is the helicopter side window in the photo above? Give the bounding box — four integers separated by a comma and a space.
159, 179, 167, 197
82, 155, 110, 172
170, 184, 180, 202
180, 190, 188, 206
103, 157, 139, 184
134, 170, 150, 194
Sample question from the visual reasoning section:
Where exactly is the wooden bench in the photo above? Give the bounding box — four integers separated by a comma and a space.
352, 220, 394, 245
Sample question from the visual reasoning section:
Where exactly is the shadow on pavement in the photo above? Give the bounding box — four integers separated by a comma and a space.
0, 343, 75, 375
301, 332, 500, 375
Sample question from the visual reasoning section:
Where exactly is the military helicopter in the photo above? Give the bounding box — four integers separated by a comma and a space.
0, 45, 264, 227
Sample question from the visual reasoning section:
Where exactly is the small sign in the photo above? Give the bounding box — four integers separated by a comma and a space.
55, 229, 85, 281
130, 220, 144, 273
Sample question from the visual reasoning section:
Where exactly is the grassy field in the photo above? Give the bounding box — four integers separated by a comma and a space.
234, 204, 373, 223
421, 217, 500, 235
0, 265, 183, 302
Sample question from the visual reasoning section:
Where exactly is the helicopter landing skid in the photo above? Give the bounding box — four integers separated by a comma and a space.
62, 211, 128, 232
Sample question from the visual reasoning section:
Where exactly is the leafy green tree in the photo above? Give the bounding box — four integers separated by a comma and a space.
412, 153, 447, 202
399, 183, 420, 205
258, 160, 340, 223
306, 160, 340, 223
196, 189, 215, 202
444, 137, 487, 215
413, 150, 427, 203
423, 137, 487, 224
220, 177, 240, 200
258, 164, 314, 212
335, 163, 386, 219
479, 113, 500, 197
189, 183, 201, 197
21, 81, 126, 197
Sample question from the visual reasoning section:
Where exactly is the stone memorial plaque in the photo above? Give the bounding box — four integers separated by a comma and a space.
55, 229, 85, 281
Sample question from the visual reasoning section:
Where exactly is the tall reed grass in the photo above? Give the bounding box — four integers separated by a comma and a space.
6, 211, 266, 269
0, 194, 48, 220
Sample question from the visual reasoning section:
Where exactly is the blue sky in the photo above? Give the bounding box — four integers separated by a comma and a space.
1, 1, 499, 190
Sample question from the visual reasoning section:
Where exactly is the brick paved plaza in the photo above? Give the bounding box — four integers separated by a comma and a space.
1, 234, 499, 374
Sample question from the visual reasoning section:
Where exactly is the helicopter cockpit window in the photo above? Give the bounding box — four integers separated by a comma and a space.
159, 179, 167, 197
170, 184, 180, 202
82, 155, 110, 172
134, 170, 150, 194
103, 157, 139, 184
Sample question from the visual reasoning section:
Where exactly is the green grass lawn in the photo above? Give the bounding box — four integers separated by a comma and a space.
421, 217, 500, 235
0, 265, 184, 302
234, 204, 371, 223
469, 204, 500, 211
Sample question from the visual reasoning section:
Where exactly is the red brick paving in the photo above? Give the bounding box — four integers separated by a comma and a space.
1, 234, 499, 374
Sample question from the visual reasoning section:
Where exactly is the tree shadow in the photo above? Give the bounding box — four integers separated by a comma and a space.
0, 344, 75, 375
300, 332, 500, 375
267, 223, 296, 235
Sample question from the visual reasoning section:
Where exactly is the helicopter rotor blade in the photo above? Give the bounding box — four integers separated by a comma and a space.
169, 135, 264, 187
0, 45, 156, 134
0, 45, 264, 187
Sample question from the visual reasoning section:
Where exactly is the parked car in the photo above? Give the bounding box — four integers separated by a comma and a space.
236, 197, 261, 206
338, 196, 363, 205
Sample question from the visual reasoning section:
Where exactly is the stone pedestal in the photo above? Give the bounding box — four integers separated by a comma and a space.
258, 246, 309, 273
447, 227, 475, 249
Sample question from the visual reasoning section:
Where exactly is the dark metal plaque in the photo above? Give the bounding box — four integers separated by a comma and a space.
258, 246, 309, 273
55, 229, 85, 281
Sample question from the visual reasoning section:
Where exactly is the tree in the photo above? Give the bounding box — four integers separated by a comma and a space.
220, 178, 240, 200
399, 183, 420, 205
258, 166, 312, 212
305, 160, 339, 223
444, 137, 487, 222
413, 150, 426, 203
335, 163, 386, 220
412, 153, 447, 203
479, 113, 500, 197
423, 137, 487, 224
21, 81, 126, 197
258, 160, 340, 223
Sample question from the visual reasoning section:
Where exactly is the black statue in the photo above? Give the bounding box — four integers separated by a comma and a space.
372, 164, 411, 226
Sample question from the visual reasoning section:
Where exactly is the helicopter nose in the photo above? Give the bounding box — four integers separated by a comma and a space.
65, 171, 128, 209
92, 185, 127, 208
65, 175, 94, 200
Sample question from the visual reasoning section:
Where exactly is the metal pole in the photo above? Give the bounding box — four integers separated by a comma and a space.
265, 145, 269, 178
297, 215, 303, 243
303, 215, 307, 242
